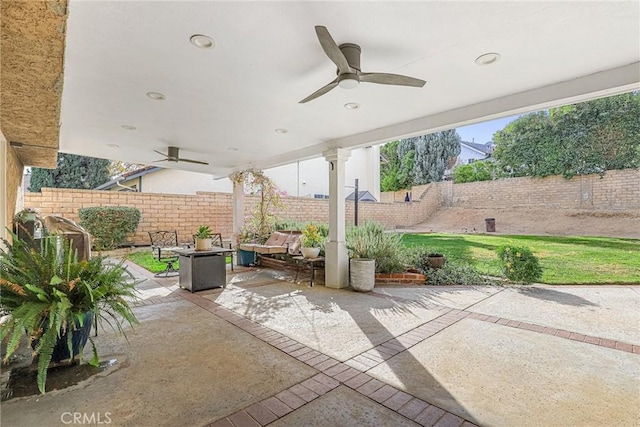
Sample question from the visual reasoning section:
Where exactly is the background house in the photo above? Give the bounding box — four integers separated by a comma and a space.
455, 141, 494, 165
94, 146, 381, 200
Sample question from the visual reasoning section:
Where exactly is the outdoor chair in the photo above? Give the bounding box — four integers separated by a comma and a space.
148, 230, 182, 277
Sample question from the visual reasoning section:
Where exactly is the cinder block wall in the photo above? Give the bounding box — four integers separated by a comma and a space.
23, 169, 639, 244
25, 189, 234, 244
24, 189, 420, 244
446, 169, 639, 210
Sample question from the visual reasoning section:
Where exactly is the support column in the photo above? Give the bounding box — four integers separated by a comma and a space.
231, 176, 245, 245
323, 148, 351, 289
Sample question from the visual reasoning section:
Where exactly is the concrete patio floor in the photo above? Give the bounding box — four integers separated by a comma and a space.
1, 263, 638, 427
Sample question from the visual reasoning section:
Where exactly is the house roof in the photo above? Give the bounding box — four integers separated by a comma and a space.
5, 2, 639, 175
346, 191, 377, 202
94, 166, 162, 190
461, 141, 493, 156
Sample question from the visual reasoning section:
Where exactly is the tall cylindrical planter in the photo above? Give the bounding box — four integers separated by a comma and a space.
350, 258, 376, 292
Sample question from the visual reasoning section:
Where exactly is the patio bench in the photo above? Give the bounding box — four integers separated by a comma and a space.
239, 230, 302, 256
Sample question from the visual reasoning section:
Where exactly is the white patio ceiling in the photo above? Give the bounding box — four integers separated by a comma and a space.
60, 1, 639, 178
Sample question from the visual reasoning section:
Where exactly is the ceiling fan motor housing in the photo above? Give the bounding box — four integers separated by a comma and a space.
338, 43, 361, 72
167, 146, 180, 161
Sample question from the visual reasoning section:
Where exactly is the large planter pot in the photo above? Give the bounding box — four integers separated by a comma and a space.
237, 249, 256, 266
350, 258, 376, 292
32, 311, 94, 362
195, 238, 212, 251
301, 246, 320, 259
427, 254, 446, 269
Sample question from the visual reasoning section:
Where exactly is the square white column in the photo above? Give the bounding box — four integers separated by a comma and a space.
231, 176, 245, 245
323, 148, 351, 288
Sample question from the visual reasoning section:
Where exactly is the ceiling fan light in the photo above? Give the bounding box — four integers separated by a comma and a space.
338, 74, 359, 89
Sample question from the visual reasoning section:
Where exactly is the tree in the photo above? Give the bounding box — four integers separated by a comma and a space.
493, 92, 640, 178
412, 130, 461, 184
380, 141, 403, 191
380, 130, 462, 191
29, 153, 111, 192
108, 160, 146, 177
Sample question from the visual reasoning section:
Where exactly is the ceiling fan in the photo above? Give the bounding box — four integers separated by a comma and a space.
300, 26, 426, 104
153, 146, 209, 165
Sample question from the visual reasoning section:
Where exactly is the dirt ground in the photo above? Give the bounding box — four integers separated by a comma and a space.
404, 207, 640, 239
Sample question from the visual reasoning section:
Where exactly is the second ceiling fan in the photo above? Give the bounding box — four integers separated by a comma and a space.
300, 26, 426, 104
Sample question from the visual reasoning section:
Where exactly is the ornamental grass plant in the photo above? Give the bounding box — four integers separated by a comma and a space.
346, 221, 405, 273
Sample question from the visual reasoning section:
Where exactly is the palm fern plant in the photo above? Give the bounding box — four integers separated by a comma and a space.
0, 233, 140, 393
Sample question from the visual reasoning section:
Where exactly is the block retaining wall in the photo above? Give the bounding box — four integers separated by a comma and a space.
22, 169, 638, 244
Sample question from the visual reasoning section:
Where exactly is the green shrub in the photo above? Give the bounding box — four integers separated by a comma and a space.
275, 219, 304, 231
79, 206, 141, 250
346, 221, 405, 273
403, 245, 438, 268
276, 220, 328, 238
424, 261, 498, 286
404, 246, 499, 286
496, 245, 543, 284
453, 160, 505, 184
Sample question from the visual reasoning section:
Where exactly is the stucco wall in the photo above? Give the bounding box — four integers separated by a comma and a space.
2, 138, 25, 237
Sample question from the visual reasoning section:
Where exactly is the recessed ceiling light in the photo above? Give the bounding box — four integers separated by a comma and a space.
121, 125, 136, 130
107, 144, 120, 148
475, 53, 501, 66
227, 147, 238, 151
146, 91, 166, 100
275, 128, 288, 134
190, 34, 215, 49
344, 103, 360, 110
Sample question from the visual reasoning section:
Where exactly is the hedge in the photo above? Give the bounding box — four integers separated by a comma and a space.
79, 206, 141, 250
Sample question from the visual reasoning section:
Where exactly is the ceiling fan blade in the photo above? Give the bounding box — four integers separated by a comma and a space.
178, 158, 209, 165
359, 72, 426, 87
153, 158, 168, 163
153, 150, 168, 157
315, 26, 351, 74
299, 79, 339, 103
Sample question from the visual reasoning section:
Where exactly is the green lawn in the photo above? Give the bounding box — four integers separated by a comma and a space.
402, 233, 640, 285
127, 250, 232, 274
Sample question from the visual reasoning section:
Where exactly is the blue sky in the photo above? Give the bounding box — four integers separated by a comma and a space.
456, 114, 520, 144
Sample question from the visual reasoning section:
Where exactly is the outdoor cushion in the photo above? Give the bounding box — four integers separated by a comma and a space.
264, 232, 288, 247
239, 231, 302, 255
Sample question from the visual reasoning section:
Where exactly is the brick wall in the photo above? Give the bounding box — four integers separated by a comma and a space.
445, 169, 639, 210
24, 188, 421, 244
25, 189, 234, 244
23, 169, 638, 244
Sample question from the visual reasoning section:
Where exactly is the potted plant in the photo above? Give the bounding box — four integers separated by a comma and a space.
0, 233, 139, 394
300, 224, 323, 259
427, 253, 446, 269
345, 224, 378, 292
193, 225, 213, 251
